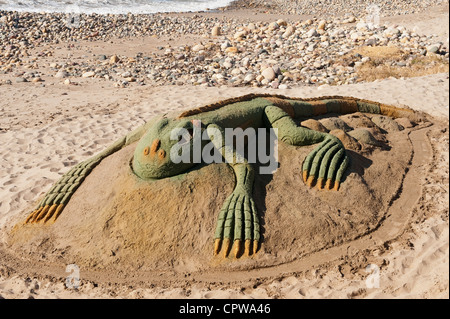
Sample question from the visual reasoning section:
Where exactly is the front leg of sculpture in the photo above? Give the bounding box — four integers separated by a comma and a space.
264, 105, 350, 191
302, 136, 350, 190
207, 124, 260, 258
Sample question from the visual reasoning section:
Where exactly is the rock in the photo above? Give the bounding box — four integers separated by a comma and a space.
426, 44, 441, 54
64, 79, 72, 85
282, 26, 295, 38
301, 119, 329, 133
221, 41, 232, 50
371, 115, 403, 132
306, 28, 318, 37
55, 70, 68, 78
270, 81, 279, 89
192, 44, 205, 52
348, 128, 380, 146
234, 30, 248, 39
110, 55, 120, 64
244, 73, 255, 83
329, 129, 361, 151
319, 117, 353, 132
31, 77, 42, 83
256, 74, 265, 82
268, 22, 279, 30
241, 57, 250, 68
317, 20, 326, 30
395, 117, 415, 128
342, 16, 356, 24
82, 71, 95, 78
277, 19, 287, 27
261, 67, 276, 81
225, 47, 238, 54
15, 77, 27, 83
211, 25, 221, 36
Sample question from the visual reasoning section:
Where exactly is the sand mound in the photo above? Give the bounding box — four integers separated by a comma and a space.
7, 113, 424, 279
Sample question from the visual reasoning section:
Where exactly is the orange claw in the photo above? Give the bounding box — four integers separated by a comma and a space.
214, 238, 221, 256
302, 170, 308, 183
234, 240, 241, 258
222, 238, 231, 258
306, 175, 315, 187
333, 182, 340, 191
253, 240, 259, 255
316, 178, 324, 190
244, 240, 251, 256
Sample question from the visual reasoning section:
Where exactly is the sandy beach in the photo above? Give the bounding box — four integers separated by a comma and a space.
0, 1, 448, 299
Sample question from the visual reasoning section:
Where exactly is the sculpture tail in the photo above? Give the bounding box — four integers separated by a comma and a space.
274, 96, 424, 122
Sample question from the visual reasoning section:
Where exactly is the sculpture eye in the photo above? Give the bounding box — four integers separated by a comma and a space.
143, 146, 150, 155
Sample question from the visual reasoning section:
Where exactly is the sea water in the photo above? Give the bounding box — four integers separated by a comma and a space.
0, 0, 234, 14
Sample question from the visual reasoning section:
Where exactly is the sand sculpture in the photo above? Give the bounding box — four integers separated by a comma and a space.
22, 94, 423, 259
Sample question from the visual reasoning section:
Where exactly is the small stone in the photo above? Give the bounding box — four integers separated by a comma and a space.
211, 25, 221, 36
244, 73, 255, 83
317, 20, 326, 30
31, 77, 42, 83
234, 30, 248, 39
261, 67, 276, 81
371, 115, 403, 132
225, 47, 239, 54
16, 77, 27, 83
82, 71, 95, 78
221, 41, 232, 50
395, 117, 415, 128
320, 118, 353, 132
110, 55, 120, 64
348, 128, 380, 146
282, 26, 295, 38
329, 129, 361, 151
241, 57, 250, 68
268, 22, 279, 30
55, 70, 68, 78
426, 44, 441, 54
306, 28, 318, 37
301, 119, 328, 132
192, 44, 205, 52
271, 81, 279, 89
277, 19, 287, 27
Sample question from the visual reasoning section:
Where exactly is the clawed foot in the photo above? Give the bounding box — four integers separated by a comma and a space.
24, 156, 101, 225
302, 136, 350, 191
213, 190, 260, 258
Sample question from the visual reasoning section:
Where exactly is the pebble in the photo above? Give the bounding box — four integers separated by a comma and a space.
0, 5, 447, 90
82, 71, 95, 78
262, 67, 276, 81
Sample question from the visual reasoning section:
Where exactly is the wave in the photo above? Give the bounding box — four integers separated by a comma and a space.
0, 0, 235, 14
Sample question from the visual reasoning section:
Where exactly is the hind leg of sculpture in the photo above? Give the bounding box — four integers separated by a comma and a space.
24, 136, 129, 224
208, 124, 259, 258
264, 105, 350, 190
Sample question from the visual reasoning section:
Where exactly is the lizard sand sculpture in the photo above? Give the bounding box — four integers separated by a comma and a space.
24, 94, 420, 258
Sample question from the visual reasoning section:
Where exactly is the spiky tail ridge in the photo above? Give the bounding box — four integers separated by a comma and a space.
263, 95, 420, 122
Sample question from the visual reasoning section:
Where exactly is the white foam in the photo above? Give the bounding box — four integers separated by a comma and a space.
0, 0, 234, 14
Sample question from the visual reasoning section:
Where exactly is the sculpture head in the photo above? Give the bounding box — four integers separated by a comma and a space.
132, 117, 203, 179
